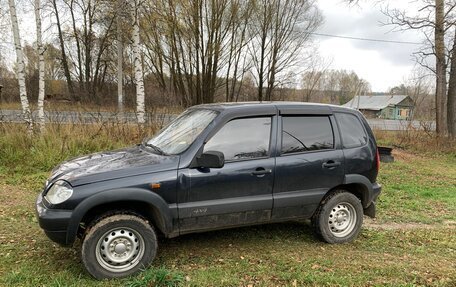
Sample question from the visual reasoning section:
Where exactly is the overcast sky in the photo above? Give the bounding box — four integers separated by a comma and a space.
316, 1, 424, 92
1, 1, 426, 93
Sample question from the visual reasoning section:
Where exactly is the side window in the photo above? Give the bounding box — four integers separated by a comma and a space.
281, 116, 334, 154
335, 113, 367, 148
204, 117, 271, 161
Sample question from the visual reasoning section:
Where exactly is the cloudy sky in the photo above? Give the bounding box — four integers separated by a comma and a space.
315, 1, 424, 92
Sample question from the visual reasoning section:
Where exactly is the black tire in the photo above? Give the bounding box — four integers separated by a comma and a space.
81, 213, 157, 279
312, 191, 363, 244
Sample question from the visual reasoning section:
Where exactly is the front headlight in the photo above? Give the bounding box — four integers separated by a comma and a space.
45, 180, 73, 205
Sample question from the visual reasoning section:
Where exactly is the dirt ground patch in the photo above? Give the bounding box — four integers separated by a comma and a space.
364, 217, 456, 230
392, 149, 422, 162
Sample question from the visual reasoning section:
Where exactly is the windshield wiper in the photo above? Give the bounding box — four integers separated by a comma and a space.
144, 143, 168, 155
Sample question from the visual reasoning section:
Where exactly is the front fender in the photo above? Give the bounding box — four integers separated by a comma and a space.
65, 188, 174, 245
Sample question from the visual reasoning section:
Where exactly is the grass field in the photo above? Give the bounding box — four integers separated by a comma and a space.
0, 125, 455, 286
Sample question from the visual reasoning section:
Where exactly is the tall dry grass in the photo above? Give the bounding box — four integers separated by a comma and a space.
0, 122, 160, 178
374, 129, 456, 155
1, 117, 454, 185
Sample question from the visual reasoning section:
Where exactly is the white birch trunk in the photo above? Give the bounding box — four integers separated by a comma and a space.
9, 0, 33, 133
132, 0, 145, 124
35, 0, 45, 132
117, 0, 124, 114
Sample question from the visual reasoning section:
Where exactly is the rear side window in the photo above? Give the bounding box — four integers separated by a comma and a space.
281, 116, 334, 154
335, 113, 367, 148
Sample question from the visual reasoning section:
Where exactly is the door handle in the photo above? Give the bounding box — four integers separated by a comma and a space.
251, 168, 272, 176
322, 161, 341, 169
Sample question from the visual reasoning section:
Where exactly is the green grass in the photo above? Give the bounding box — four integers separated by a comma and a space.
0, 125, 455, 286
377, 151, 456, 224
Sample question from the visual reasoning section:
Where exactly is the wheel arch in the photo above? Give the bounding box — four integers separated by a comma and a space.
66, 188, 175, 245
328, 183, 368, 206
318, 183, 376, 220
339, 174, 374, 208
312, 174, 376, 220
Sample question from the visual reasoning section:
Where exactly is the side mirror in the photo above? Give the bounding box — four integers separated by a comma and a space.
196, 151, 224, 168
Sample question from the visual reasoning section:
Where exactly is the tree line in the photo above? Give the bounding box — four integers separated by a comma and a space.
1, 0, 323, 132
1, 0, 455, 138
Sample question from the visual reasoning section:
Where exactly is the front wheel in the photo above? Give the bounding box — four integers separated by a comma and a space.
312, 191, 363, 244
81, 213, 157, 279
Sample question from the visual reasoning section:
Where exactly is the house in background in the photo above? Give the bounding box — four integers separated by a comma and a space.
342, 95, 415, 120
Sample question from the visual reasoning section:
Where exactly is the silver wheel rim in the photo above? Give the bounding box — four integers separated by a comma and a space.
328, 202, 357, 238
95, 227, 145, 273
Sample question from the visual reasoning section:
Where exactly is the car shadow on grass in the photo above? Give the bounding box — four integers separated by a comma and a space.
155, 221, 316, 262
164, 220, 314, 244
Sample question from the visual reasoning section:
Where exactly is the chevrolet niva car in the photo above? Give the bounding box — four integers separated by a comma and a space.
36, 102, 381, 279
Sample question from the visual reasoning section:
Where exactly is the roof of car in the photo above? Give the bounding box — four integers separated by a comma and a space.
192, 101, 358, 114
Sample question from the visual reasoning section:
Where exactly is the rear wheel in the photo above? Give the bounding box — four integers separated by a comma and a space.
81, 213, 157, 279
312, 191, 363, 244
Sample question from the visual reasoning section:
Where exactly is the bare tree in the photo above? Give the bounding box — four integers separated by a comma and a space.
405, 68, 435, 121
347, 0, 455, 136
8, 0, 33, 133
382, 0, 456, 135
249, 0, 322, 101
63, 0, 118, 102
51, 0, 76, 101
309, 69, 371, 104
434, 0, 448, 135
224, 0, 254, 102
142, 0, 258, 105
300, 52, 331, 102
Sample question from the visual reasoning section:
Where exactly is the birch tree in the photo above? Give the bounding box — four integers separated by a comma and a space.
447, 28, 456, 138
117, 0, 124, 113
8, 0, 33, 133
35, 0, 45, 132
132, 0, 145, 124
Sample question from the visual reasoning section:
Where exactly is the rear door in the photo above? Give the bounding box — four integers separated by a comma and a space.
273, 114, 345, 220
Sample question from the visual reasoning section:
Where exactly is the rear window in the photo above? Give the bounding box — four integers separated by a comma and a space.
281, 116, 334, 154
335, 113, 367, 148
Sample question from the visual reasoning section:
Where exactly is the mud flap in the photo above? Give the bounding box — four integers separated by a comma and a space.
364, 202, 376, 218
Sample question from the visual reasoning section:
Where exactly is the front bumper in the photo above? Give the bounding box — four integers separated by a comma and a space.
35, 193, 73, 246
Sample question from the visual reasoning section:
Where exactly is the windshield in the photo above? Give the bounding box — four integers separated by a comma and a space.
145, 109, 218, 155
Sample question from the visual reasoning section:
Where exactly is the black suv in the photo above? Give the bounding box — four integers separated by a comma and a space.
36, 102, 381, 279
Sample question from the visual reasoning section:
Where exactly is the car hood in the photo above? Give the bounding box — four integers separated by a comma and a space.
49, 145, 180, 186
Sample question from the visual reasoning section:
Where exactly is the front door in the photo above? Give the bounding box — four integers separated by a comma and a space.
178, 116, 276, 233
